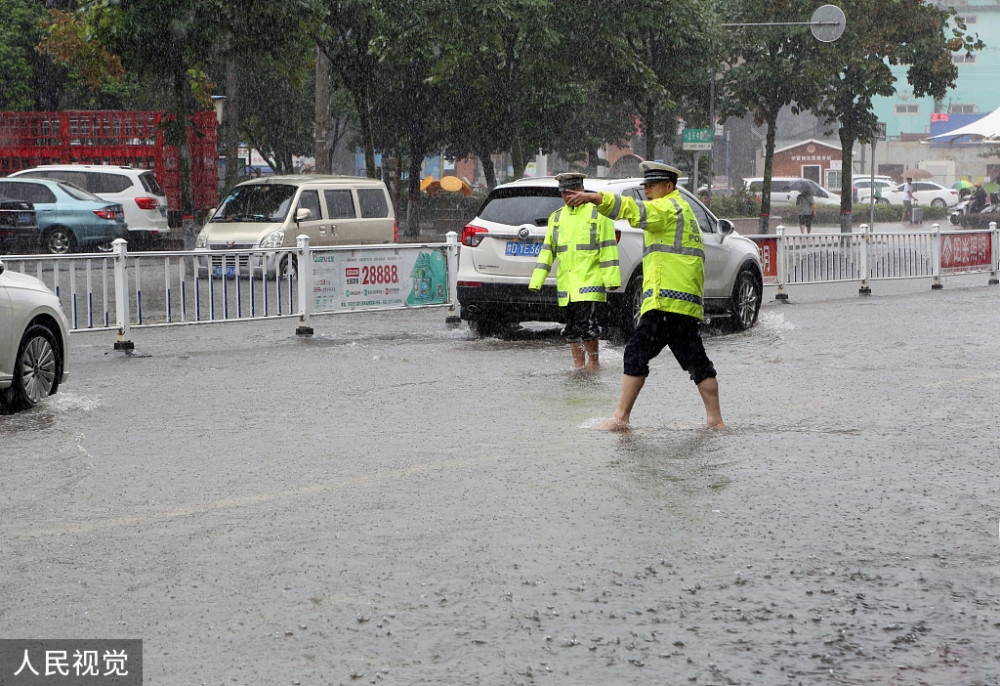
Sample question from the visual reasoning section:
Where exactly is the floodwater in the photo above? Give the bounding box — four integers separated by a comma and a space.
2, 280, 999, 685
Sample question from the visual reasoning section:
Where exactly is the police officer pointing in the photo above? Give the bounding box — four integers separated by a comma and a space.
564, 162, 725, 430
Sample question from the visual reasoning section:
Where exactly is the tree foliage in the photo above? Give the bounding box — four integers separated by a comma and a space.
811, 0, 984, 231
0, 0, 49, 110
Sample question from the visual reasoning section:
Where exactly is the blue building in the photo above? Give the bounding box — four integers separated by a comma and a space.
871, 0, 1000, 139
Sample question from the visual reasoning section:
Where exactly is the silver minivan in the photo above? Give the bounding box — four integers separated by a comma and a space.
195, 175, 396, 276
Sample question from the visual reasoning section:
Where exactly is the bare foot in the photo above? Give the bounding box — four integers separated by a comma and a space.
594, 417, 630, 431
705, 419, 728, 430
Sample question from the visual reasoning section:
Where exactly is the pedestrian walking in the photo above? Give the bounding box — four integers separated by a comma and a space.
902, 177, 915, 223
563, 162, 725, 429
797, 191, 815, 234
528, 172, 620, 370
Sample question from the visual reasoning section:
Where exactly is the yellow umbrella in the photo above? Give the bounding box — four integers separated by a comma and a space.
419, 176, 440, 192
440, 175, 472, 196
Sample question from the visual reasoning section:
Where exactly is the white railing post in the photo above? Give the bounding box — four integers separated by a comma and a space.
444, 231, 461, 324
858, 223, 871, 295
931, 223, 943, 290
112, 238, 134, 351
990, 221, 999, 285
774, 225, 788, 301
295, 234, 314, 336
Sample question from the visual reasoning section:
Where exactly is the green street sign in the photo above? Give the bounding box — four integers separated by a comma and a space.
683, 128, 712, 151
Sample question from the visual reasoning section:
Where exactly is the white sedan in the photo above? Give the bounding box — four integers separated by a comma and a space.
0, 260, 70, 410
879, 181, 960, 208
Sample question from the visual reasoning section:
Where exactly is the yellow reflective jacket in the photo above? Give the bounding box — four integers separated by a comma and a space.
528, 203, 620, 305
595, 189, 705, 320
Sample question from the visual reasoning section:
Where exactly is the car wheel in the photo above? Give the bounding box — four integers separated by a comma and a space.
931, 198, 947, 208
4, 325, 62, 410
725, 268, 762, 332
877, 198, 890, 205
467, 313, 511, 338
277, 253, 298, 279
608, 270, 643, 342
44, 226, 77, 254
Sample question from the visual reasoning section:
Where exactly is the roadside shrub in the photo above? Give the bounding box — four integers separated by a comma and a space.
701, 188, 760, 218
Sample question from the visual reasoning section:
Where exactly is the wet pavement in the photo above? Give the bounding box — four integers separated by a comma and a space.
2, 279, 999, 685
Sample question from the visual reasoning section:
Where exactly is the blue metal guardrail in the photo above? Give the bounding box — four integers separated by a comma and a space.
1, 233, 460, 349
1, 225, 996, 347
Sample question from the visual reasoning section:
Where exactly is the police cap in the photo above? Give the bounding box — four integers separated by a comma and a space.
555, 172, 586, 191
639, 161, 681, 186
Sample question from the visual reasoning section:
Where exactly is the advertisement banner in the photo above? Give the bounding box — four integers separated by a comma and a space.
941, 231, 992, 273
752, 237, 778, 283
312, 247, 449, 313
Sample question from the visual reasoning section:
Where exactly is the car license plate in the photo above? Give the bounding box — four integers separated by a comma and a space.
505, 241, 541, 257
18, 212, 32, 225
213, 265, 237, 278
160, 208, 167, 217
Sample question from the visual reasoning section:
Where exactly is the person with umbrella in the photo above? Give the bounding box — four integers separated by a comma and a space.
902, 177, 915, 224
793, 181, 815, 235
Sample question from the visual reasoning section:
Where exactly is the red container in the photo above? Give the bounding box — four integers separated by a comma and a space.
0, 110, 219, 214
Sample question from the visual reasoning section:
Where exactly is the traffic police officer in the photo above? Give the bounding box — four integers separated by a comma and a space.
529, 172, 620, 370
564, 162, 725, 428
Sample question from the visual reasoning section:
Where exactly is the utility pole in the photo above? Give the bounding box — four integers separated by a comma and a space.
314, 46, 331, 175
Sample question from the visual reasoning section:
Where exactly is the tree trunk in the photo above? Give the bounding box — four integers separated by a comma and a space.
643, 105, 657, 161
314, 46, 331, 175
174, 72, 194, 218
405, 151, 422, 237
224, 58, 240, 192
511, 135, 525, 180
839, 128, 855, 234
477, 149, 497, 190
759, 111, 778, 234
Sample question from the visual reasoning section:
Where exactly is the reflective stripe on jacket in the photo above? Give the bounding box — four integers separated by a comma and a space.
595, 189, 705, 320
528, 203, 620, 305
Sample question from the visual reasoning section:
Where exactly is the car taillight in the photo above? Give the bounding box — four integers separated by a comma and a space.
135, 197, 159, 210
394, 219, 398, 243
614, 229, 622, 243
93, 209, 116, 220
462, 224, 487, 247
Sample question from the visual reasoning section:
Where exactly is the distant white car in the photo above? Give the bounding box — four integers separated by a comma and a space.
743, 177, 841, 206
0, 260, 69, 410
855, 178, 896, 203
880, 181, 960, 208
11, 164, 170, 245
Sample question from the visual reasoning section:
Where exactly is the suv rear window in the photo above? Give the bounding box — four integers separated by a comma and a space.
139, 172, 165, 196
90, 172, 132, 193
478, 188, 564, 226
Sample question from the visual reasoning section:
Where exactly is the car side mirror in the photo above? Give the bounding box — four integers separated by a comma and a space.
0, 260, 5, 275
295, 207, 312, 222
718, 218, 734, 239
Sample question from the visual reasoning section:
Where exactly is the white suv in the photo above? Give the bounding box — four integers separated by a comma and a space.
457, 177, 763, 338
11, 165, 170, 245
0, 259, 69, 410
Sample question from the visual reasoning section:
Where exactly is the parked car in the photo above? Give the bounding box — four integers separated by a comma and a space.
195, 175, 396, 276
880, 181, 959, 208
854, 176, 896, 204
457, 176, 764, 338
1, 200, 37, 247
742, 177, 841, 206
10, 165, 169, 246
0, 178, 128, 254
0, 259, 69, 410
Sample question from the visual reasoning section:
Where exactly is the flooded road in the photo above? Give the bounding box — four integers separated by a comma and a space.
2, 281, 999, 685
